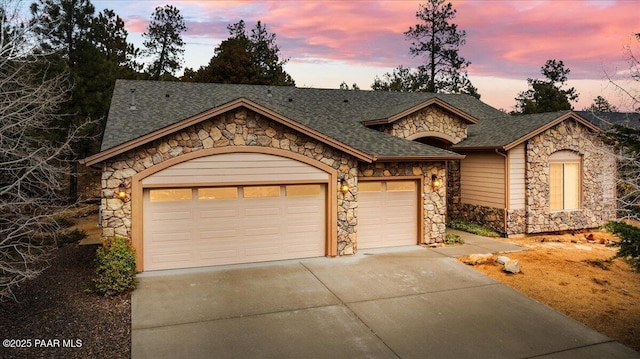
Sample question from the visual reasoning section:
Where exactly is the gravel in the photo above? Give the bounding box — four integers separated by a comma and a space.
0, 242, 131, 359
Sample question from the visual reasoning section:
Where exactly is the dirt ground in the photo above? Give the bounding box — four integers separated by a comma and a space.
0, 209, 130, 359
458, 230, 640, 352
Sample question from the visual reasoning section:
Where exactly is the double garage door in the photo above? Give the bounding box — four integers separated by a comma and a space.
143, 184, 326, 271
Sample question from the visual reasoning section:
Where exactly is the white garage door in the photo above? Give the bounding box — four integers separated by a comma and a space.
143, 184, 326, 270
357, 180, 419, 249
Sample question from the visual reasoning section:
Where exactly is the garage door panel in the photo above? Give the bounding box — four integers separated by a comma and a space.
244, 207, 280, 216
148, 232, 192, 243
199, 208, 238, 218
199, 249, 239, 260
199, 229, 238, 239
358, 181, 418, 249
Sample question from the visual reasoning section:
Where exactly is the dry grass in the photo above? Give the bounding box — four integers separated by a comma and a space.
459, 230, 640, 352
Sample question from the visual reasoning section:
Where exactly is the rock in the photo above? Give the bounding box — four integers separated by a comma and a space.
496, 256, 511, 265
461, 253, 492, 265
503, 259, 520, 274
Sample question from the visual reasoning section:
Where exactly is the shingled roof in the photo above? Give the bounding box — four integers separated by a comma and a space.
452, 110, 601, 150
91, 80, 503, 164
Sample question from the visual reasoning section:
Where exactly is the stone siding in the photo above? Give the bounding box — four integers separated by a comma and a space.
446, 160, 461, 221
376, 107, 467, 144
450, 203, 506, 235
358, 162, 447, 244
525, 119, 616, 233
101, 108, 359, 255
506, 209, 526, 236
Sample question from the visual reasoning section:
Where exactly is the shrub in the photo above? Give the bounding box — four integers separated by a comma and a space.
605, 221, 640, 271
92, 237, 137, 296
447, 220, 501, 237
444, 232, 464, 245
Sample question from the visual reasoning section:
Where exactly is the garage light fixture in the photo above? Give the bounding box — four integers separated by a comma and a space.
340, 179, 350, 195
116, 182, 127, 200
431, 174, 442, 190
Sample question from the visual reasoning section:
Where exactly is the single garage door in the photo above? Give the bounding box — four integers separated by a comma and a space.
357, 180, 419, 249
143, 184, 326, 270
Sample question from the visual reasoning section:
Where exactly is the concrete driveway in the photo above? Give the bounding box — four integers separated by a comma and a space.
132, 243, 640, 359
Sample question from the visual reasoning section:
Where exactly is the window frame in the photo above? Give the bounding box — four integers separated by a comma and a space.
549, 151, 582, 212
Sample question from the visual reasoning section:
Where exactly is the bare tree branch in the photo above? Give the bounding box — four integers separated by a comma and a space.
0, 0, 95, 300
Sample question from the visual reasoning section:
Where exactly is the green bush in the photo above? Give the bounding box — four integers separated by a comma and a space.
444, 232, 464, 245
605, 221, 640, 271
92, 237, 137, 296
447, 220, 501, 237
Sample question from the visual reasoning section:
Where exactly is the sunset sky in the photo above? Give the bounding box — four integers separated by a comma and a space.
91, 0, 639, 112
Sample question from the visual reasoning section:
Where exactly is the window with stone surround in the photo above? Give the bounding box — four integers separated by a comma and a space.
549, 150, 581, 211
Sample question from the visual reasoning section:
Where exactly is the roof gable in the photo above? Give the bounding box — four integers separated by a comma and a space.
453, 111, 601, 151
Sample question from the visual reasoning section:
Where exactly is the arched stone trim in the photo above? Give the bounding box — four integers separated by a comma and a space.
406, 131, 457, 144
549, 149, 582, 161
130, 146, 339, 271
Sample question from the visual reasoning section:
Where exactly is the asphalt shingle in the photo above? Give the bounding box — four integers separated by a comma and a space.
453, 111, 573, 149
101, 80, 503, 159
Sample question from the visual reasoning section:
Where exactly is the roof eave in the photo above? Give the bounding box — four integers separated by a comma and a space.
82, 98, 376, 166
374, 154, 466, 162
451, 146, 502, 152
362, 98, 479, 126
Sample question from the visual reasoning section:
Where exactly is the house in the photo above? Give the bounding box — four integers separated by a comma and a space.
448, 111, 616, 236
82, 80, 616, 271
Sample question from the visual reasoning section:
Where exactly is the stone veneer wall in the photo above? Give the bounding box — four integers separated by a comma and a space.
446, 160, 461, 221
358, 161, 447, 244
506, 209, 526, 236
376, 107, 468, 143
450, 203, 506, 235
101, 108, 360, 255
526, 119, 616, 233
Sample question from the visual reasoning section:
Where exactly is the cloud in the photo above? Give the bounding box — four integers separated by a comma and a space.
99, 0, 638, 83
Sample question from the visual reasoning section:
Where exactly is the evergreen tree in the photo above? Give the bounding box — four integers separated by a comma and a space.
404, 0, 476, 95
143, 5, 187, 81
585, 96, 618, 113
371, 66, 430, 92
30, 0, 141, 198
182, 20, 294, 86
513, 59, 579, 114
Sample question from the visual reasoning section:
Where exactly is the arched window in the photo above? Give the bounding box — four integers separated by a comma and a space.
549, 150, 581, 211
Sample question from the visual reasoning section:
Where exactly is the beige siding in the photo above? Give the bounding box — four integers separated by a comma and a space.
142, 152, 329, 186
508, 144, 526, 210
460, 152, 505, 208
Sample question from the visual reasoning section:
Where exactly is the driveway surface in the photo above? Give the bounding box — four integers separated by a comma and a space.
132, 240, 640, 359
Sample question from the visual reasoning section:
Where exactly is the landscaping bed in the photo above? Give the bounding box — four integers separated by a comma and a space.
0, 215, 130, 359
459, 230, 640, 352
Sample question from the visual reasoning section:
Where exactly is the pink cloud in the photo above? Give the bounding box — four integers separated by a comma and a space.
102, 0, 638, 82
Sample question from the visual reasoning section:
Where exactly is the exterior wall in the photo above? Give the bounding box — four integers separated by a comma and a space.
460, 152, 506, 208
525, 119, 616, 233
101, 108, 359, 255
508, 144, 526, 209
376, 107, 468, 144
358, 161, 447, 244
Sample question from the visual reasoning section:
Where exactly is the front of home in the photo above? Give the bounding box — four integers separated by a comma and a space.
83, 80, 617, 272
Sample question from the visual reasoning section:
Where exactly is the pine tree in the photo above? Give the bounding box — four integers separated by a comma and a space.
143, 5, 187, 81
